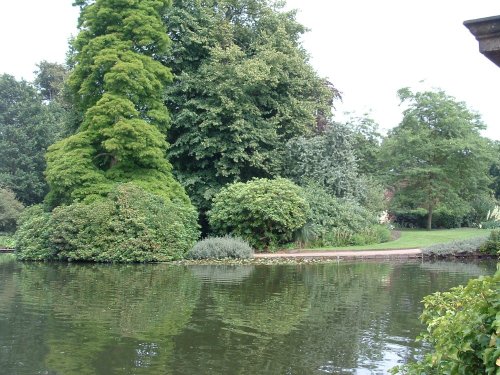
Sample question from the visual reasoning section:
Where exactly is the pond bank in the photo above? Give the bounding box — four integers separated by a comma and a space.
254, 248, 423, 259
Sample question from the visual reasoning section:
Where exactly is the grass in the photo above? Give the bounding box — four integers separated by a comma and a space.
300, 228, 492, 251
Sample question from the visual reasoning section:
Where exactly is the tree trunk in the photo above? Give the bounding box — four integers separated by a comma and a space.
427, 205, 433, 231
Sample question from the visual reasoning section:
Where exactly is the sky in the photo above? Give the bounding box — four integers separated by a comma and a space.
0, 0, 499, 140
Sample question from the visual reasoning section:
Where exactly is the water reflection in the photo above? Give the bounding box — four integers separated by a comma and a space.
0, 256, 496, 375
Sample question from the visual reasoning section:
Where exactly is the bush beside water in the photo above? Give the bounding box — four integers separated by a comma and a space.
15, 184, 199, 262
391, 270, 500, 374
209, 178, 308, 250
480, 229, 500, 255
297, 184, 390, 247
186, 236, 254, 260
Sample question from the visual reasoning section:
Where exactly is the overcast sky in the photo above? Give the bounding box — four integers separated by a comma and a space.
0, 1, 499, 140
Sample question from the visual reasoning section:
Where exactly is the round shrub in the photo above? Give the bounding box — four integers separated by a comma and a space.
186, 236, 254, 260
208, 178, 309, 250
0, 188, 24, 232
16, 184, 200, 262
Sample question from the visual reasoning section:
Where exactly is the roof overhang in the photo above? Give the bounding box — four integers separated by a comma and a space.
464, 15, 500, 67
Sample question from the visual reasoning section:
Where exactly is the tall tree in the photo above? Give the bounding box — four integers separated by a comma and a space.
488, 140, 500, 199
0, 74, 62, 205
344, 113, 383, 176
163, 0, 338, 215
44, 0, 191, 208
284, 124, 360, 199
33, 61, 67, 102
381, 88, 494, 229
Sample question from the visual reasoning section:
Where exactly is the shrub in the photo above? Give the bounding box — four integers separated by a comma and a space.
422, 236, 488, 256
393, 208, 467, 229
186, 236, 254, 260
479, 229, 500, 255
391, 271, 500, 374
208, 178, 309, 250
0, 188, 24, 232
480, 220, 500, 229
15, 184, 200, 262
15, 205, 54, 260
0, 233, 16, 248
392, 209, 427, 229
297, 184, 385, 247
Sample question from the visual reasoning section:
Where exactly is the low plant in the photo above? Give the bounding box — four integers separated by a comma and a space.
209, 178, 309, 250
186, 236, 254, 260
422, 236, 488, 256
390, 270, 500, 374
479, 229, 500, 256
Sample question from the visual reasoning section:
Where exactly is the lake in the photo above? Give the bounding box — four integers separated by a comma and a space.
0, 255, 496, 375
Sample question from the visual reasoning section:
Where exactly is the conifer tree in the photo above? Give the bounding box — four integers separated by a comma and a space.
45, 0, 190, 207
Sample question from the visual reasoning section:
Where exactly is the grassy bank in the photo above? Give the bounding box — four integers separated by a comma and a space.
301, 228, 491, 251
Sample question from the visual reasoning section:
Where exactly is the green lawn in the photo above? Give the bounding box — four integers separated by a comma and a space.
302, 228, 491, 251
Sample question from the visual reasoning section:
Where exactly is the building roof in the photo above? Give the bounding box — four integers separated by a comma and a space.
464, 15, 500, 67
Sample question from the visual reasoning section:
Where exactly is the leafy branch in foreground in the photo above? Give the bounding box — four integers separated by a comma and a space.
391, 270, 500, 374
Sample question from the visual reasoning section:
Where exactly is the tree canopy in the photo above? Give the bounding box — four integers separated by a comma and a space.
44, 0, 191, 208
0, 74, 64, 205
163, 0, 339, 215
381, 88, 494, 229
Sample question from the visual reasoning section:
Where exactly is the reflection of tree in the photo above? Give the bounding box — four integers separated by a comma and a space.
0, 256, 17, 312
190, 265, 255, 284
212, 266, 310, 336
16, 263, 201, 375
2, 260, 495, 375
169, 265, 313, 374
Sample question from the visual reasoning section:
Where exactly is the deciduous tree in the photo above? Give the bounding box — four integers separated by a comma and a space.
0, 74, 62, 205
381, 88, 494, 229
163, 0, 338, 216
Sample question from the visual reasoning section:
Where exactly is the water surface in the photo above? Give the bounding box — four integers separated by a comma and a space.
0, 256, 496, 374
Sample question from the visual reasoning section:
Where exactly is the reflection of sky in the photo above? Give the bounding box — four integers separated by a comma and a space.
420, 260, 496, 277
189, 265, 255, 284
0, 260, 496, 374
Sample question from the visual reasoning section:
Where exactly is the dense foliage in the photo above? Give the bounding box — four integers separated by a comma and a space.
0, 74, 64, 205
208, 178, 308, 249
480, 229, 500, 256
284, 124, 359, 198
45, 0, 191, 208
381, 88, 494, 230
344, 114, 383, 176
0, 188, 24, 233
15, 184, 199, 262
297, 184, 389, 247
186, 236, 254, 259
391, 270, 500, 375
163, 0, 338, 216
